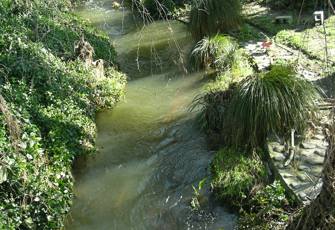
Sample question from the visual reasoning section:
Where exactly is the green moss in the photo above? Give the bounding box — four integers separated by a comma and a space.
211, 148, 267, 207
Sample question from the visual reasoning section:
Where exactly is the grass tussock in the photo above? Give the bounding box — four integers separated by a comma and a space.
225, 65, 320, 149
190, 0, 242, 39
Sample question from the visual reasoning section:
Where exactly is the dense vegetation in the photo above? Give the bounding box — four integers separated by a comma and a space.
0, 0, 126, 228
189, 1, 322, 226
189, 0, 242, 39
211, 148, 267, 207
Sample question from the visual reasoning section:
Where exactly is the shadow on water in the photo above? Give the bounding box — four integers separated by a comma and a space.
66, 1, 237, 229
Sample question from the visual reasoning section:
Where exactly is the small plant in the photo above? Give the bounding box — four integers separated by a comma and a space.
211, 148, 267, 208
190, 178, 207, 210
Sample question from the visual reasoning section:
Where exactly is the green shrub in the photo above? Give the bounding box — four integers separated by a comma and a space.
211, 148, 267, 207
239, 181, 295, 229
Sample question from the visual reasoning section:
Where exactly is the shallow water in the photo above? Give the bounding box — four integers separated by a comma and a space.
66, 1, 237, 229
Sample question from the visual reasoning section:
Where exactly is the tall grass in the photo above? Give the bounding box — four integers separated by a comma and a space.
191, 35, 238, 70
189, 0, 242, 39
225, 65, 320, 149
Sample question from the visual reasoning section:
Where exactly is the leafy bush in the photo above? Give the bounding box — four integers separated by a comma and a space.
239, 181, 295, 229
211, 148, 267, 207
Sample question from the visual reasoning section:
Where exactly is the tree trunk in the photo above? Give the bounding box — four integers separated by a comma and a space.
286, 118, 335, 230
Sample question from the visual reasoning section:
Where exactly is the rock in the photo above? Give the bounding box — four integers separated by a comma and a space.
298, 164, 310, 171
312, 134, 324, 140
273, 145, 285, 153
112, 1, 121, 9
300, 142, 316, 149
297, 174, 308, 182
306, 156, 324, 166
298, 192, 307, 200
282, 172, 294, 179
316, 144, 327, 150
289, 182, 301, 189
156, 137, 177, 150
0, 166, 7, 184
273, 154, 286, 162
314, 150, 325, 157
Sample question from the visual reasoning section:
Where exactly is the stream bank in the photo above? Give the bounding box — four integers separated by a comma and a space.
0, 1, 126, 229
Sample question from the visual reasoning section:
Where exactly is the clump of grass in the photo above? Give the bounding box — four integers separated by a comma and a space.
225, 64, 320, 149
191, 35, 238, 70
189, 0, 242, 39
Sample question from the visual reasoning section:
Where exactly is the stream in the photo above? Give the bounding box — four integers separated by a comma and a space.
66, 1, 237, 229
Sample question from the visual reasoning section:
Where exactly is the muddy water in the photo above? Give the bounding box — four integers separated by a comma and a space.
66, 1, 236, 229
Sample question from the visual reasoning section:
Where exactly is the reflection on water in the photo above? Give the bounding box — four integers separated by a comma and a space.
66, 1, 237, 230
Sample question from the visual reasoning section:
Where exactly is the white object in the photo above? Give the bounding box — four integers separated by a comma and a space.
291, 129, 295, 148
314, 11, 324, 25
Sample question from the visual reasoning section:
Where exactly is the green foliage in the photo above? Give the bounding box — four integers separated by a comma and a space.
189, 0, 242, 39
191, 83, 235, 132
191, 35, 238, 70
28, 13, 116, 62
231, 24, 264, 42
190, 36, 254, 134
211, 148, 267, 207
0, 0, 126, 229
225, 64, 320, 149
239, 181, 294, 229
275, 16, 335, 64
190, 178, 207, 210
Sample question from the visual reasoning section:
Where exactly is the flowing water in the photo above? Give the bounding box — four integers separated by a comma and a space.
66, 1, 237, 229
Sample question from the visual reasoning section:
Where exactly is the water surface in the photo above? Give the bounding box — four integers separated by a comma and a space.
66, 2, 237, 229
